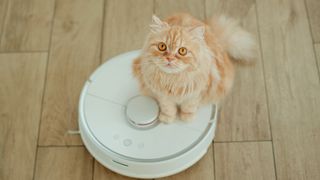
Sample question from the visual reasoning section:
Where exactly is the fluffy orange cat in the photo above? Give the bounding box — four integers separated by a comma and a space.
132, 13, 256, 123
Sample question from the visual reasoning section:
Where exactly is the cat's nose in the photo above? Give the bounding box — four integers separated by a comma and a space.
166, 56, 174, 62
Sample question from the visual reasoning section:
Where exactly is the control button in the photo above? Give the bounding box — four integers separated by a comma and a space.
113, 134, 120, 140
138, 143, 144, 149
123, 139, 132, 146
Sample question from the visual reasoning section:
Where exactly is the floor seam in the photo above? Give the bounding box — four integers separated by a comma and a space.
38, 145, 84, 148
0, 50, 48, 54
214, 139, 272, 143
99, 0, 107, 65
254, 1, 278, 179
303, 0, 320, 83
32, 0, 57, 179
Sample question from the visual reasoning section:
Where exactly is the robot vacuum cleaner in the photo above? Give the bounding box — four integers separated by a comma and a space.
78, 50, 218, 179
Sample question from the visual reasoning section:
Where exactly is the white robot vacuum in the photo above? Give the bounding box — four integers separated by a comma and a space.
78, 50, 218, 179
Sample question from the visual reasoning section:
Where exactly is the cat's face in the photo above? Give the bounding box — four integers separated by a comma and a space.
144, 15, 205, 74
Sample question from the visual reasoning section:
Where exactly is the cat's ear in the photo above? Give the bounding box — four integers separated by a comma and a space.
150, 15, 169, 33
189, 26, 205, 40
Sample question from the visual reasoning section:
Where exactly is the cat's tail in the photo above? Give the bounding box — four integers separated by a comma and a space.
209, 16, 257, 63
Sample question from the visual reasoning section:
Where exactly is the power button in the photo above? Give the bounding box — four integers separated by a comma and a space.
123, 139, 132, 146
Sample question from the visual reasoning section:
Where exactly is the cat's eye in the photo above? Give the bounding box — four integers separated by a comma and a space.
158, 42, 167, 51
178, 47, 187, 56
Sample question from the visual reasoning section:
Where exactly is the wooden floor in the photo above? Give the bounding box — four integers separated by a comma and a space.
1, 0, 320, 179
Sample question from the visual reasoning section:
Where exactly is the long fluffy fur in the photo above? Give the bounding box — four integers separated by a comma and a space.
133, 13, 256, 123
212, 16, 256, 62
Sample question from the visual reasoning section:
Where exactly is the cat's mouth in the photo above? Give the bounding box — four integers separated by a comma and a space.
165, 63, 174, 68
162, 62, 180, 70
157, 62, 185, 74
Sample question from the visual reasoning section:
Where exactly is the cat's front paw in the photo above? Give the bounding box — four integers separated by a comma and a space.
159, 113, 175, 123
179, 111, 195, 122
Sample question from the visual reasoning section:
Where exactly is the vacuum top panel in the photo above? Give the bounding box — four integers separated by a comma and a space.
82, 50, 213, 161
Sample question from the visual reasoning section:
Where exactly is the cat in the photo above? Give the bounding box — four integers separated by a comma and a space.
132, 13, 256, 123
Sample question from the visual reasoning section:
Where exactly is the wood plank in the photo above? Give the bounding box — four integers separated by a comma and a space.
94, 161, 141, 180
205, 0, 270, 141
155, 0, 205, 20
315, 43, 320, 74
214, 142, 276, 180
102, 0, 154, 61
0, 53, 47, 180
256, 0, 320, 179
39, 0, 103, 145
96, 1, 153, 178
305, 0, 320, 42
0, 0, 54, 51
34, 147, 93, 180
158, 145, 214, 180
0, 0, 9, 39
